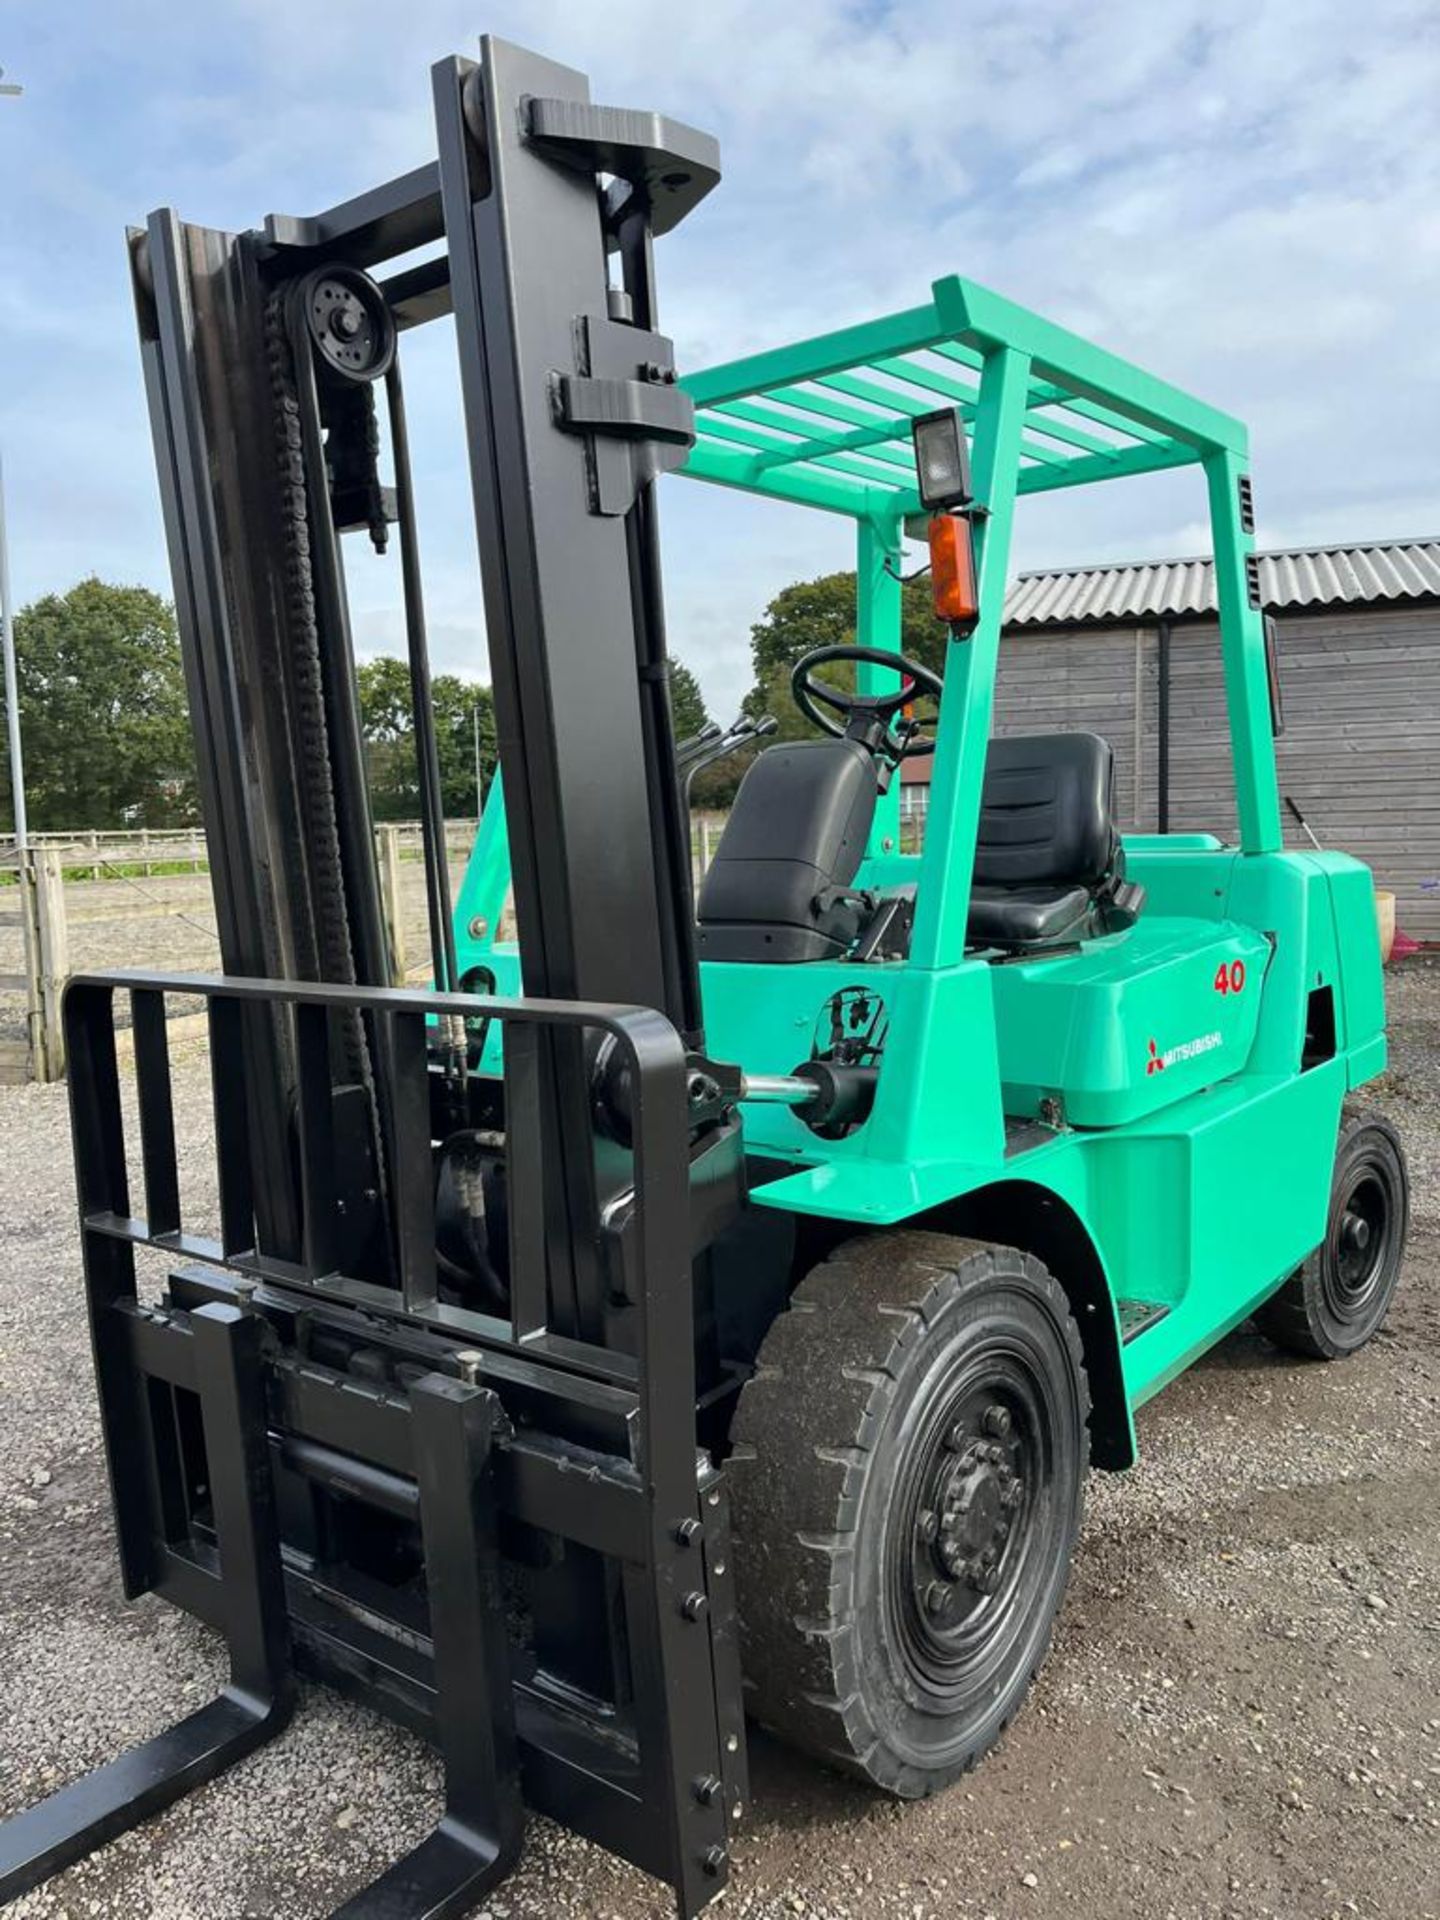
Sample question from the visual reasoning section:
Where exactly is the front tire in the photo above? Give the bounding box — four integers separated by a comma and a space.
1256, 1109, 1409, 1359
728, 1231, 1089, 1798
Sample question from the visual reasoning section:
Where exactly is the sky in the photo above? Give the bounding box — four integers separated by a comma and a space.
1, 0, 1437, 722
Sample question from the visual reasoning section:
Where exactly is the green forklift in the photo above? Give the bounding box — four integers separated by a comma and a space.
455, 276, 1410, 1792
0, 36, 1407, 1917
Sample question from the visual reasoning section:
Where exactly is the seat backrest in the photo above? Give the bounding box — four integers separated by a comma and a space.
697, 736, 876, 931
973, 731, 1117, 891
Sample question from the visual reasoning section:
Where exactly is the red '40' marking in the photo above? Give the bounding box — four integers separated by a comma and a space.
1213, 959, 1247, 995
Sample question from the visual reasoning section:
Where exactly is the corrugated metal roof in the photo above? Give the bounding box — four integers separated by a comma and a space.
1004, 538, 1440, 629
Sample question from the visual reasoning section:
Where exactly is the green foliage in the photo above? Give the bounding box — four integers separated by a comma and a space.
0, 578, 197, 831
737, 567, 944, 745
688, 566, 944, 809
356, 656, 497, 821
745, 568, 944, 727
356, 654, 703, 821
667, 658, 709, 743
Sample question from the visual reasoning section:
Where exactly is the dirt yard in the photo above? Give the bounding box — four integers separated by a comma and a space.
1, 961, 1436, 1920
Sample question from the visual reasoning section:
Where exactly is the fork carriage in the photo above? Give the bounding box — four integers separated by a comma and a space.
4, 971, 745, 1918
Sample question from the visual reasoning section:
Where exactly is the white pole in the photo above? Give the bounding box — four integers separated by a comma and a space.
473, 702, 482, 817
0, 450, 27, 852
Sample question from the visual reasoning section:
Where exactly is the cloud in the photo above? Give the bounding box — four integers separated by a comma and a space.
0, 0, 1436, 724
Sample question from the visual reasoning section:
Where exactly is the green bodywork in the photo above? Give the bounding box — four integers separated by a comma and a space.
451, 274, 1386, 1467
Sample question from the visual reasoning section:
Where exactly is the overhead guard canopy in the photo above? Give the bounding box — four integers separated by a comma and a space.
679, 272, 1247, 522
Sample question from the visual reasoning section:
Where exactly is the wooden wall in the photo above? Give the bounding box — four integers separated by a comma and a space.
986, 604, 1440, 941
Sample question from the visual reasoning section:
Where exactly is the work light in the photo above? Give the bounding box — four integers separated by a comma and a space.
911, 406, 973, 511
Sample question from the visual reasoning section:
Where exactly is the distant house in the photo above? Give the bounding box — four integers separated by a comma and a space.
901, 538, 1440, 941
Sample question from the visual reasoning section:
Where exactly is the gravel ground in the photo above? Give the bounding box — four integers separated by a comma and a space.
1, 958, 1437, 1920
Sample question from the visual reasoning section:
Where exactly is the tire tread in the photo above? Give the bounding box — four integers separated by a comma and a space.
728, 1230, 1087, 1795
1255, 1108, 1408, 1360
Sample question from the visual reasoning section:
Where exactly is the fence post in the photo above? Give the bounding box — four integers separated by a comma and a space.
15, 850, 67, 1083
376, 825, 405, 983
34, 849, 69, 1081
16, 855, 43, 1081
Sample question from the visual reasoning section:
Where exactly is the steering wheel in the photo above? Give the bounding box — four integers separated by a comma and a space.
790, 644, 944, 759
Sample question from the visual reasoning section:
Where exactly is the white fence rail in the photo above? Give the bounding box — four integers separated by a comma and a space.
0, 815, 731, 1086
0, 821, 479, 882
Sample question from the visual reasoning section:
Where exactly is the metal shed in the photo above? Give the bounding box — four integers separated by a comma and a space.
905, 539, 1440, 941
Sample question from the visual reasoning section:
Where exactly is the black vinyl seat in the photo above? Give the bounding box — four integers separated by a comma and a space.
695, 728, 1142, 964
965, 731, 1142, 950
696, 737, 878, 962
966, 881, 1093, 948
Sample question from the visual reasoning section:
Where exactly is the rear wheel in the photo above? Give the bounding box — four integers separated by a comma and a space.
728, 1231, 1088, 1797
1256, 1109, 1409, 1359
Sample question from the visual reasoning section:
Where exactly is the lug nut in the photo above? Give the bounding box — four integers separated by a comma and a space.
917, 1507, 938, 1543
925, 1580, 953, 1615
945, 1421, 968, 1451
982, 1404, 1012, 1438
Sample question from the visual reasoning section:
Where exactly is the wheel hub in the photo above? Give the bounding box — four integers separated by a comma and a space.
1330, 1171, 1389, 1310
1340, 1209, 1372, 1256
917, 1401, 1026, 1607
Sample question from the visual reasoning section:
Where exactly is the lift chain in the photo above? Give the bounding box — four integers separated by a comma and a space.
325, 380, 392, 555
263, 283, 372, 1089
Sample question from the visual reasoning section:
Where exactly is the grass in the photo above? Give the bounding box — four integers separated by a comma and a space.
0, 858, 208, 886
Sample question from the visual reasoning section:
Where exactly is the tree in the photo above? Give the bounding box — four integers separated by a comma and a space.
0, 578, 196, 830
745, 568, 946, 735
667, 658, 709, 743
432, 672, 496, 817
687, 566, 948, 805
357, 656, 496, 821
355, 654, 414, 743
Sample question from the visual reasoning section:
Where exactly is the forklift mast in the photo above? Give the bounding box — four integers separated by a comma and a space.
132, 38, 719, 1296
0, 36, 749, 1920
